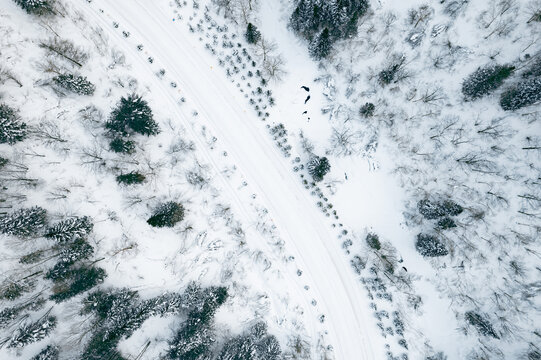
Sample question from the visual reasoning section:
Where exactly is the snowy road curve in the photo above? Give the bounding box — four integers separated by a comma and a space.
76, 1, 383, 358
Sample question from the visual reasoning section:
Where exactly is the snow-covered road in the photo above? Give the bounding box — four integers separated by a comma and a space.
76, 0, 384, 358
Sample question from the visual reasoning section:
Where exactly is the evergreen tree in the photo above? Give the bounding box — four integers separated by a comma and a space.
31, 345, 60, 360
309, 28, 332, 60
436, 217, 456, 230
465, 311, 499, 338
289, 0, 369, 56
378, 57, 405, 86
167, 317, 216, 360
415, 233, 448, 257
7, 315, 57, 348
500, 77, 541, 110
106, 94, 159, 136
13, 0, 54, 15
45, 216, 93, 243
147, 202, 185, 228
522, 56, 541, 79
50, 266, 105, 302
45, 238, 95, 281
0, 156, 8, 168
116, 171, 146, 185
307, 155, 331, 182
245, 23, 261, 44
109, 137, 136, 154
417, 199, 462, 219
217, 321, 281, 360
366, 233, 381, 250
168, 286, 228, 360
461, 64, 514, 100
359, 102, 375, 117
0, 104, 27, 144
0, 206, 47, 237
53, 73, 95, 96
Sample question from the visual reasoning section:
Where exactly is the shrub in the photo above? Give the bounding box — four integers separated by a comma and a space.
116, 171, 146, 185
415, 233, 448, 257
461, 64, 514, 100
359, 102, 375, 117
0, 206, 47, 237
307, 155, 331, 182
109, 137, 136, 154
366, 233, 381, 250
465, 311, 499, 338
350, 255, 366, 274
0, 104, 27, 144
245, 23, 261, 44
147, 202, 185, 228
106, 94, 159, 136
45, 216, 93, 242
500, 77, 541, 110
53, 73, 95, 96
13, 0, 54, 15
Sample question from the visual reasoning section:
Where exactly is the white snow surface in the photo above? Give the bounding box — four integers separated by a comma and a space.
76, 1, 384, 358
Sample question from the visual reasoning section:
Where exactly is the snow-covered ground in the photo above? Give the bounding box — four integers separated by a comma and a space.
1, 0, 540, 359
74, 0, 387, 358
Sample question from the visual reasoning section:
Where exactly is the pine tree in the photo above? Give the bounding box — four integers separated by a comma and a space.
0, 104, 27, 144
366, 233, 381, 250
461, 64, 514, 100
50, 266, 106, 302
0, 156, 8, 168
109, 137, 136, 154
147, 202, 185, 228
500, 77, 541, 110
45, 216, 93, 243
45, 238, 95, 281
309, 28, 332, 60
53, 73, 95, 96
465, 311, 499, 338
415, 233, 448, 257
1, 298, 45, 328
417, 199, 462, 219
245, 23, 261, 44
31, 345, 60, 360
307, 155, 331, 182
13, 0, 54, 15
359, 102, 375, 117
8, 315, 57, 348
289, 0, 369, 53
106, 94, 159, 136
116, 171, 146, 185
167, 317, 216, 360
217, 321, 281, 360
0, 207, 47, 237
378, 57, 405, 86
